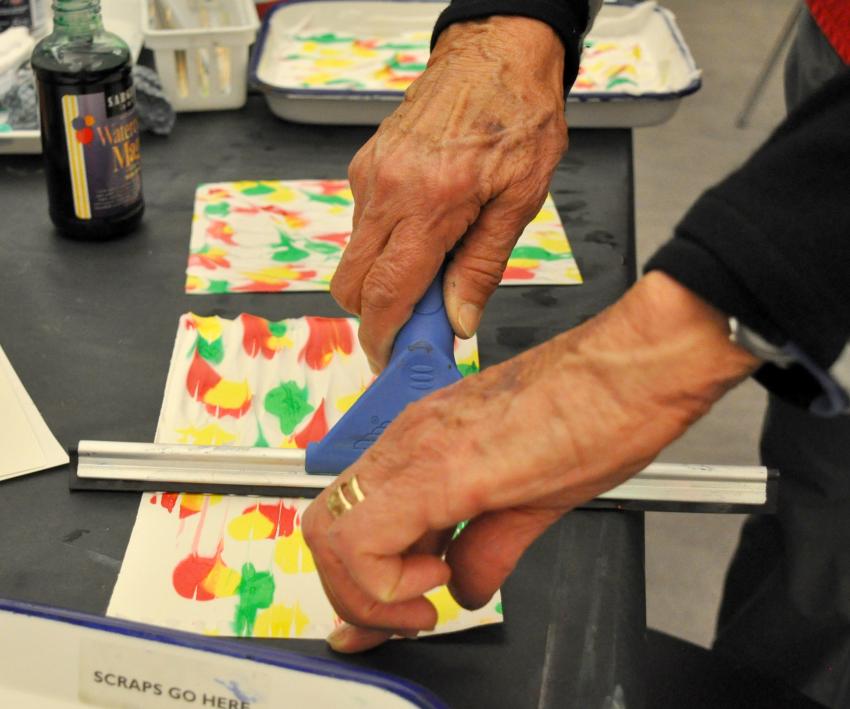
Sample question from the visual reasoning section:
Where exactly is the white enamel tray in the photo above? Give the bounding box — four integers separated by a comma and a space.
251, 0, 701, 128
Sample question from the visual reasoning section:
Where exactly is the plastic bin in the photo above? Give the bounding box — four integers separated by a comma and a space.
142, 0, 259, 112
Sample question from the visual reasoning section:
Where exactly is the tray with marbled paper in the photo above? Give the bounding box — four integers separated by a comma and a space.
250, 0, 701, 128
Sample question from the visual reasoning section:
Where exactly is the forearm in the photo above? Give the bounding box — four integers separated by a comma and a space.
448, 271, 762, 518
352, 272, 762, 535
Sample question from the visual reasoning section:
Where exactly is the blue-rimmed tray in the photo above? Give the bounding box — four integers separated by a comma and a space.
250, 0, 701, 128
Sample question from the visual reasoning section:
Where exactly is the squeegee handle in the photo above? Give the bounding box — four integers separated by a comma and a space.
389, 267, 455, 364
304, 266, 460, 474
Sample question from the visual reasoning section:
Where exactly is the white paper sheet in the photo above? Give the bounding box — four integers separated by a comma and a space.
108, 315, 502, 639
0, 345, 69, 481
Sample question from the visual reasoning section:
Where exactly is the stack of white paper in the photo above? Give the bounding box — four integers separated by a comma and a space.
0, 346, 68, 481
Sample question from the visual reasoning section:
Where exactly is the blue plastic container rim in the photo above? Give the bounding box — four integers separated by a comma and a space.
0, 598, 448, 709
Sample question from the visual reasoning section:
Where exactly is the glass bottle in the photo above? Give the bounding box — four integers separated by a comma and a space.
32, 0, 143, 239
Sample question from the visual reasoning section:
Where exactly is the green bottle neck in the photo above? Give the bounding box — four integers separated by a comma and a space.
53, 0, 104, 39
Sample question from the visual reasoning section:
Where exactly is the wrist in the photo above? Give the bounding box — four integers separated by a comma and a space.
432, 16, 565, 98
552, 272, 760, 435
627, 271, 761, 373
613, 272, 760, 409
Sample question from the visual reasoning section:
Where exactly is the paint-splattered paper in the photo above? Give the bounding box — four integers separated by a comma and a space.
108, 313, 502, 638
574, 38, 664, 94
266, 29, 667, 96
271, 30, 431, 92
185, 180, 582, 294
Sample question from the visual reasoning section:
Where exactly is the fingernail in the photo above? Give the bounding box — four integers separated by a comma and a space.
327, 623, 352, 650
457, 303, 481, 338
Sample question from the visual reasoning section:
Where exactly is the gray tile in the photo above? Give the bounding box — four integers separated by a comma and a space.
630, 0, 797, 648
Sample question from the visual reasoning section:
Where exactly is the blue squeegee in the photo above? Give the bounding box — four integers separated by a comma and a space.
305, 270, 462, 474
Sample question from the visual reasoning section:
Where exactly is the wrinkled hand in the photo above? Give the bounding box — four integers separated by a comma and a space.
302, 273, 761, 652
331, 16, 567, 372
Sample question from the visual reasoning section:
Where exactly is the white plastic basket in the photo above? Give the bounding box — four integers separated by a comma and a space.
142, 0, 259, 112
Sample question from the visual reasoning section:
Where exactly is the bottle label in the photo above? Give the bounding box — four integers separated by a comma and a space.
60, 76, 142, 220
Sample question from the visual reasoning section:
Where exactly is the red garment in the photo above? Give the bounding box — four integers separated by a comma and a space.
808, 0, 850, 64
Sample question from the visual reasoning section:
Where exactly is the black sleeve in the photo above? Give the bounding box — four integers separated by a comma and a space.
430, 1, 591, 90
645, 69, 850, 410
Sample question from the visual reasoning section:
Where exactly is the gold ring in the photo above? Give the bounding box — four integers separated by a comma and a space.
327, 475, 366, 519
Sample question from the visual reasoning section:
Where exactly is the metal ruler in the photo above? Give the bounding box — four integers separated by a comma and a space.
73, 440, 776, 514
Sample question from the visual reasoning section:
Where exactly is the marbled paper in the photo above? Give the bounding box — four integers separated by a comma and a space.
185, 180, 582, 294
271, 30, 431, 92
108, 313, 502, 639
267, 29, 668, 96
574, 38, 665, 94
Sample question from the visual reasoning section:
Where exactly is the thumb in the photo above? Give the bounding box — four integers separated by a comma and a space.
445, 506, 563, 610
443, 196, 541, 338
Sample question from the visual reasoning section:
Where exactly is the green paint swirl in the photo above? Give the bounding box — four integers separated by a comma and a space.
510, 245, 569, 261
385, 55, 427, 72
204, 202, 230, 217
607, 76, 638, 90
265, 381, 314, 435
303, 191, 351, 207
240, 182, 276, 196
268, 320, 289, 338
326, 78, 366, 88
272, 232, 311, 263
305, 241, 341, 256
207, 280, 231, 294
233, 563, 275, 636
197, 337, 224, 364
378, 42, 429, 51
294, 32, 354, 44
254, 421, 269, 448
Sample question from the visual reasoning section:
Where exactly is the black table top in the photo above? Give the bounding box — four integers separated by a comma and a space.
0, 97, 643, 709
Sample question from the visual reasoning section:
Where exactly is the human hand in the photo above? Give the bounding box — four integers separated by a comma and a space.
302, 273, 761, 652
331, 16, 568, 372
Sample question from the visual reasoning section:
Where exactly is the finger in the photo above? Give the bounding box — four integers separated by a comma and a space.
445, 506, 563, 609
332, 142, 385, 316
316, 548, 438, 633
347, 137, 377, 238
444, 191, 548, 338
304, 498, 441, 632
307, 480, 446, 653
327, 623, 395, 653
329, 519, 452, 604
355, 221, 447, 370
322, 463, 456, 603
331, 206, 394, 317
